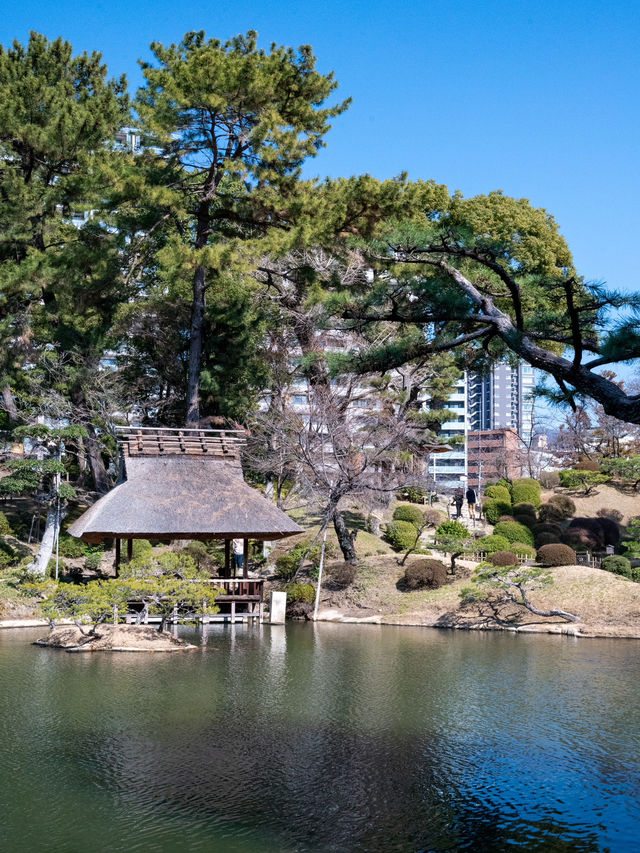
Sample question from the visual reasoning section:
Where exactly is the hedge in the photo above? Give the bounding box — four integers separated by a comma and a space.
493, 521, 535, 547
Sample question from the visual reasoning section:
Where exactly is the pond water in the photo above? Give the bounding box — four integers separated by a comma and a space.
1, 623, 639, 852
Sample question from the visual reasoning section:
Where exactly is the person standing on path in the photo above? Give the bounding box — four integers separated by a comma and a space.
453, 487, 464, 519
466, 486, 477, 521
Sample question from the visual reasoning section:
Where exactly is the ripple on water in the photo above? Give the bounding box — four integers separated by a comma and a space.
0, 624, 639, 852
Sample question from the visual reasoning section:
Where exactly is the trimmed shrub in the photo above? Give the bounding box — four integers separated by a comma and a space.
488, 550, 519, 567
493, 521, 535, 547
562, 527, 601, 551
393, 505, 425, 526
514, 513, 537, 530
286, 583, 316, 604
57, 535, 88, 558
538, 503, 565, 523
535, 532, 561, 548
484, 485, 511, 504
385, 520, 419, 552
513, 502, 537, 516
327, 561, 357, 587
600, 555, 632, 579
404, 559, 448, 590
537, 543, 577, 567
511, 479, 542, 508
498, 515, 516, 523
83, 551, 103, 572
423, 508, 443, 527
539, 470, 561, 489
0, 512, 12, 536
547, 494, 576, 519
475, 534, 511, 554
567, 517, 619, 547
597, 507, 624, 523
275, 554, 298, 581
532, 522, 564, 538
436, 520, 469, 538
483, 500, 513, 525
594, 517, 620, 546
511, 542, 536, 559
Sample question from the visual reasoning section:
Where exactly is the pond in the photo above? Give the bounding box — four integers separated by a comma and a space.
1, 623, 639, 852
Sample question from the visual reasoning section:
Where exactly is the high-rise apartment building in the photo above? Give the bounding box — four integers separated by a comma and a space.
467, 363, 535, 441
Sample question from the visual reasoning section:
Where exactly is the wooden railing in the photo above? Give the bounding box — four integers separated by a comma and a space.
210, 578, 264, 599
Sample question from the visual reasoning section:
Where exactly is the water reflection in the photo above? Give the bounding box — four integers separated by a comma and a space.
0, 624, 639, 852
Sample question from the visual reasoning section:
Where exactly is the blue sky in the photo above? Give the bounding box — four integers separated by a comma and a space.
3, 0, 639, 298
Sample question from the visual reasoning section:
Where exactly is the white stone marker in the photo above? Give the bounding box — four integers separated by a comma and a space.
269, 590, 287, 624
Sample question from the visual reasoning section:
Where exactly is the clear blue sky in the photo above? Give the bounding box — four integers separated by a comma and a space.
3, 0, 639, 297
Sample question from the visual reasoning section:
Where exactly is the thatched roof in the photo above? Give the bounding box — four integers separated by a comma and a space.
68, 428, 302, 543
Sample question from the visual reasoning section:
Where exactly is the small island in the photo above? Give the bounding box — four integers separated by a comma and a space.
35, 623, 197, 653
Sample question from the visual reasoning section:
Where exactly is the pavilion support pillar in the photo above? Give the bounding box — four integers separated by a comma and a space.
243, 538, 249, 579
224, 539, 231, 576
127, 538, 133, 563
114, 538, 121, 577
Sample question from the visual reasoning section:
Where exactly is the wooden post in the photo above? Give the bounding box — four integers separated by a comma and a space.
243, 538, 249, 579
127, 538, 133, 562
230, 600, 236, 623
225, 539, 231, 576
115, 538, 121, 577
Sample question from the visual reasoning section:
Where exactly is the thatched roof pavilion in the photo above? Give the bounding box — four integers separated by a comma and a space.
69, 426, 302, 578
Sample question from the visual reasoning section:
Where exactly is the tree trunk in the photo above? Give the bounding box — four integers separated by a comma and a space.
31, 501, 60, 577
514, 584, 580, 623
333, 508, 358, 564
1, 385, 18, 422
85, 426, 110, 494
186, 264, 206, 424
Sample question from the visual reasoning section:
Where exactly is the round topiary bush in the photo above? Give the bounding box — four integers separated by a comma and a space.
484, 485, 511, 504
538, 503, 565, 523
532, 521, 564, 538
547, 494, 576, 519
404, 558, 448, 590
600, 555, 632, 579
593, 517, 620, 546
385, 520, 419, 552
393, 505, 425, 526
327, 561, 357, 587
597, 507, 624, 523
488, 550, 519, 567
493, 521, 535, 547
511, 479, 542, 508
436, 519, 469, 538
483, 500, 513, 525
536, 543, 577, 566
513, 513, 537, 530
475, 534, 511, 554
513, 502, 537, 516
510, 542, 536, 559
83, 551, 103, 572
568, 517, 617, 546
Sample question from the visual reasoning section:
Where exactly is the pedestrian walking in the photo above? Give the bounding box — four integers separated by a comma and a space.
466, 486, 477, 520
453, 487, 464, 519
